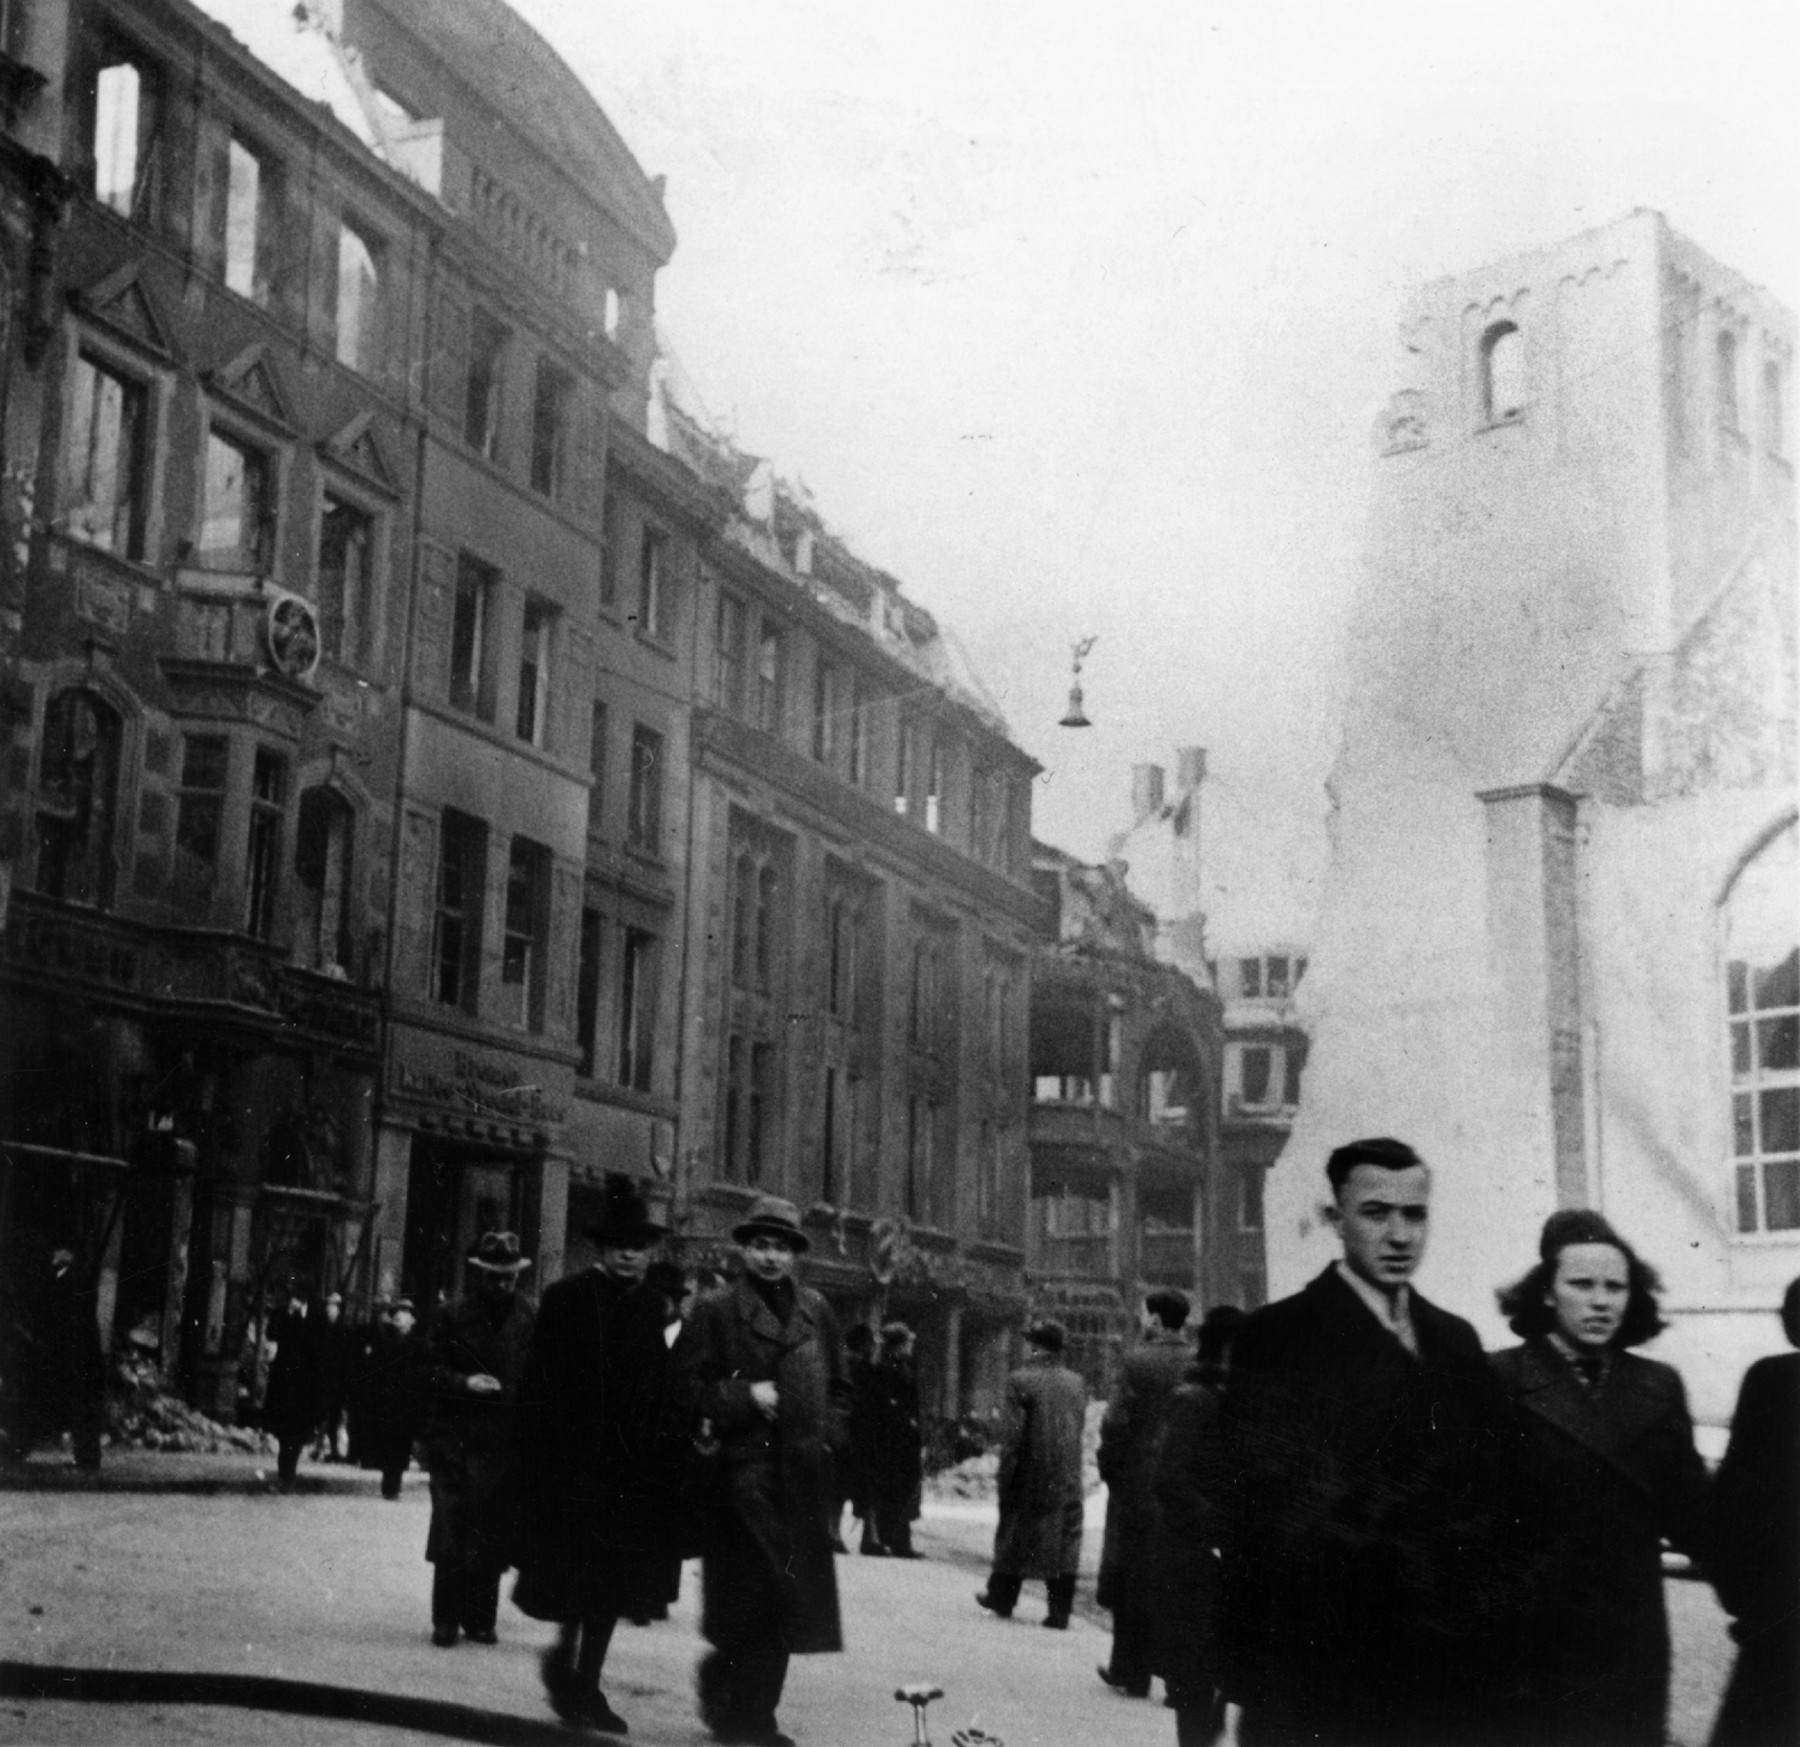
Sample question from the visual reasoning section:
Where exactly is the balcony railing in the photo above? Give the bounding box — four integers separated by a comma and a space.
4, 890, 380, 1052
1138, 1228, 1198, 1284
1032, 1234, 1116, 1278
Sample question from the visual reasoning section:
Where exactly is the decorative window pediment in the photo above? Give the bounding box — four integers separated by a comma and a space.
207, 342, 295, 434
73, 262, 173, 361
323, 411, 398, 496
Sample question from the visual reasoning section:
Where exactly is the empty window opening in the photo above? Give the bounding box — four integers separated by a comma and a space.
1482, 321, 1526, 423
64, 353, 147, 558
33, 690, 122, 907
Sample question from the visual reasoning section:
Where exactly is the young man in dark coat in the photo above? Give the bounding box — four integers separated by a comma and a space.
421, 1231, 535, 1648
1218, 1138, 1506, 1747
976, 1318, 1088, 1629
262, 1274, 327, 1489
1706, 1275, 1800, 1747
1097, 1286, 1191, 1698
680, 1194, 848, 1747
513, 1176, 688, 1736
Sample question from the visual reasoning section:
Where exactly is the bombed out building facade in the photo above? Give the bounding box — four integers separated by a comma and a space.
0, 0, 1075, 1424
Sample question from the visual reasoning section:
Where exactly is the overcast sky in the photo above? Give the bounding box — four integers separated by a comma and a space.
512, 0, 1797, 908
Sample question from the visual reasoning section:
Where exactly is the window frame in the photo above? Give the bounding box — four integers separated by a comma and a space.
88, 41, 161, 223
1480, 319, 1526, 425
432, 808, 487, 1013
314, 486, 379, 669
197, 416, 278, 574
293, 783, 358, 975
243, 744, 288, 940
529, 354, 572, 499
617, 925, 659, 1091
449, 552, 499, 720
31, 686, 126, 909
626, 723, 665, 855
500, 834, 550, 1032
62, 344, 153, 561
515, 596, 556, 748
464, 308, 508, 462
637, 524, 670, 642
333, 214, 384, 377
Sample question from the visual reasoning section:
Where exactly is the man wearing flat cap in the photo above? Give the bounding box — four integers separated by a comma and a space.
514, 1175, 688, 1735
679, 1194, 849, 1747
421, 1230, 535, 1648
977, 1317, 1088, 1629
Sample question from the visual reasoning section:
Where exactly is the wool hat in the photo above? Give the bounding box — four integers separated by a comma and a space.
732, 1194, 810, 1253
1024, 1318, 1066, 1354
586, 1173, 667, 1245
467, 1230, 531, 1273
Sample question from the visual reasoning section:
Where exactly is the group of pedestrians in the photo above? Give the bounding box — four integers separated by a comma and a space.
1002, 1135, 1798, 1747
841, 1319, 925, 1557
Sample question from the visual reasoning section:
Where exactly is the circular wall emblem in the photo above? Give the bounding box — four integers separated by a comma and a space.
265, 593, 321, 681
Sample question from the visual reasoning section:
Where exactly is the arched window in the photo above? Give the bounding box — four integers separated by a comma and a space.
294, 786, 356, 975
1716, 328, 1740, 432
33, 689, 122, 906
1481, 321, 1526, 423
1725, 821, 1799, 1233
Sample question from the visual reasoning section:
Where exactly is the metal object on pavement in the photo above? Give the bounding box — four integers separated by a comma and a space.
895, 1684, 944, 1745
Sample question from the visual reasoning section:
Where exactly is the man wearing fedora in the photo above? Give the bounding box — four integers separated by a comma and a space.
421, 1230, 535, 1648
514, 1175, 688, 1734
976, 1318, 1088, 1629
680, 1194, 849, 1747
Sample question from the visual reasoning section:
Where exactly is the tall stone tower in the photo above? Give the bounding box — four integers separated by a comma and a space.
1272, 211, 1797, 1421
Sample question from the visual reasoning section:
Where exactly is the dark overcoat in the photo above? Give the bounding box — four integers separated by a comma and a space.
679, 1275, 848, 1656
1096, 1329, 1191, 1612
1151, 1372, 1229, 1709
1490, 1340, 1710, 1747
1708, 1348, 1800, 1747
512, 1269, 689, 1623
866, 1354, 923, 1522
992, 1352, 1087, 1579
421, 1290, 535, 1569
262, 1304, 327, 1441
1218, 1266, 1507, 1747
354, 1322, 425, 1474
843, 1353, 883, 1516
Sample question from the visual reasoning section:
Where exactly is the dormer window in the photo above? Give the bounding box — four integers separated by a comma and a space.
1481, 321, 1525, 423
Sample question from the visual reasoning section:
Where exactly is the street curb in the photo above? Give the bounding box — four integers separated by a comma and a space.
0, 1662, 574, 1745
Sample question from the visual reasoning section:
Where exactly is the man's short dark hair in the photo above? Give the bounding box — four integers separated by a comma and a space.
1144, 1288, 1190, 1330
1325, 1137, 1424, 1194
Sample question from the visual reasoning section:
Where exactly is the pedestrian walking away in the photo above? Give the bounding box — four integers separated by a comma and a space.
1218, 1137, 1510, 1747
840, 1323, 882, 1554
312, 1291, 355, 1462
1706, 1274, 1800, 1747
976, 1317, 1087, 1630
262, 1274, 328, 1489
1096, 1286, 1192, 1698
679, 1194, 849, 1747
4, 1242, 105, 1471
420, 1231, 535, 1648
514, 1175, 689, 1736
1488, 1210, 1710, 1747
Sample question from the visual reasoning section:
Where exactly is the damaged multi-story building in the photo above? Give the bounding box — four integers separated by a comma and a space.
0, 0, 679, 1417
659, 404, 1044, 1419
1025, 844, 1224, 1388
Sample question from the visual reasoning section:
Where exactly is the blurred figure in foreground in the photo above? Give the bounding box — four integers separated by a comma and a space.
1707, 1274, 1800, 1747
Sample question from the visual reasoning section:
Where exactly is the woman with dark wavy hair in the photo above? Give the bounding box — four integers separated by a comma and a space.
1489, 1210, 1709, 1747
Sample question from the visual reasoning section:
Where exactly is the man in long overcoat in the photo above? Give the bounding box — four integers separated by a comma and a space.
680, 1194, 848, 1747
976, 1318, 1088, 1628
513, 1176, 688, 1735
1218, 1138, 1506, 1747
1097, 1287, 1191, 1696
262, 1274, 327, 1488
421, 1231, 535, 1647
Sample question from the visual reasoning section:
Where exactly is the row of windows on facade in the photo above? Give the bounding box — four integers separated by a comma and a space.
1477, 315, 1787, 451
32, 689, 362, 974
89, 50, 596, 495
713, 586, 1027, 873
716, 1043, 1018, 1239
1030, 1171, 1263, 1281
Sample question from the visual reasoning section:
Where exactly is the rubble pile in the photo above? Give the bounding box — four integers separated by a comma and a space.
106, 1354, 272, 1455
925, 1402, 1107, 1502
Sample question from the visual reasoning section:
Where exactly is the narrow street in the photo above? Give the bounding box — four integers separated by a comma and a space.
1, 1457, 1162, 1747
1, 1455, 1735, 1747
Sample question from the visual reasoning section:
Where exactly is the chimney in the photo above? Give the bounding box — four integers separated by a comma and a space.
1176, 746, 1207, 791
1130, 763, 1165, 826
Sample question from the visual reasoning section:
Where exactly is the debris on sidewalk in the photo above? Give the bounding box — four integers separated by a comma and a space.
106, 1354, 273, 1455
